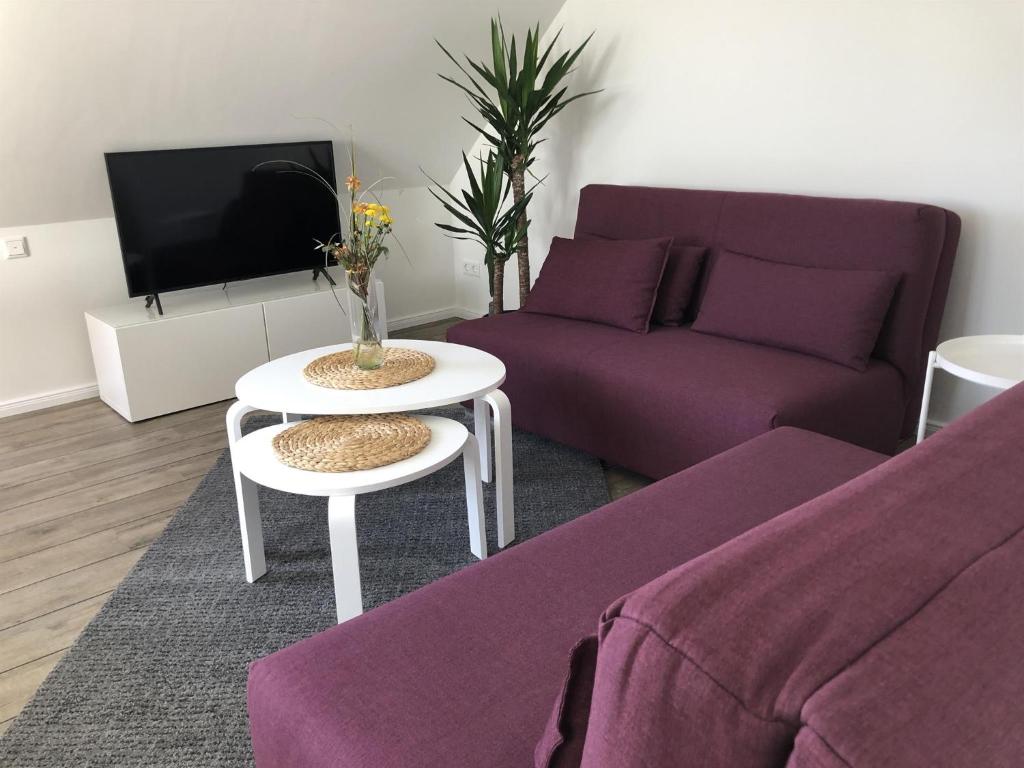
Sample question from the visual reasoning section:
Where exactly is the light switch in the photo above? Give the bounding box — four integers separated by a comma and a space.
3, 237, 29, 259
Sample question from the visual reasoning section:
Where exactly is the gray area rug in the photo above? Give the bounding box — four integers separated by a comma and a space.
0, 407, 610, 767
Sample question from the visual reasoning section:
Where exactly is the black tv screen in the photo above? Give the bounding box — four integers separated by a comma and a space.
105, 140, 340, 297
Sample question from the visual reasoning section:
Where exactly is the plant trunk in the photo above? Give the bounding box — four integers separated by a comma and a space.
490, 257, 505, 315
511, 156, 530, 307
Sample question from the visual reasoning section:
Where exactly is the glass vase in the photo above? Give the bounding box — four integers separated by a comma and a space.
345, 268, 385, 370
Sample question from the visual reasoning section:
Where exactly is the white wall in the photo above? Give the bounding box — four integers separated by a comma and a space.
0, 0, 561, 410
454, 0, 1024, 426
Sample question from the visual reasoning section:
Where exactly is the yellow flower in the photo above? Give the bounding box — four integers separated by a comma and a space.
353, 202, 369, 214
379, 213, 393, 225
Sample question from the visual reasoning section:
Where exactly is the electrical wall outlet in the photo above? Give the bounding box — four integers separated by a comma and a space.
3, 237, 29, 259
462, 260, 482, 278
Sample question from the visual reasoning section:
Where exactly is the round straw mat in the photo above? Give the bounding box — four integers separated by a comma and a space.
272, 414, 431, 472
303, 347, 435, 390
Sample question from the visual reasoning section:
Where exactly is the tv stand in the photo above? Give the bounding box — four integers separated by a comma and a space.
144, 293, 164, 316
312, 266, 337, 287
85, 273, 386, 422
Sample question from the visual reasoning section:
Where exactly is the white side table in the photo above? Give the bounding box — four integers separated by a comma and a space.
230, 416, 484, 623
916, 334, 1024, 443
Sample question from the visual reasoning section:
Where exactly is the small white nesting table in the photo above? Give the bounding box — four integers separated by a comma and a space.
225, 339, 514, 616
231, 416, 483, 623
916, 334, 1024, 443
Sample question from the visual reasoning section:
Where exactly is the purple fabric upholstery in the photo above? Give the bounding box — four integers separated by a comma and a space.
248, 428, 886, 768
448, 312, 904, 478
791, 533, 1024, 767
692, 249, 899, 370
570, 382, 1024, 768
523, 236, 671, 332
579, 233, 706, 325
651, 244, 706, 325
572, 184, 961, 435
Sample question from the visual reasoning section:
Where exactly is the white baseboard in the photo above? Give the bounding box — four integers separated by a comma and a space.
386, 305, 478, 331
0, 384, 99, 419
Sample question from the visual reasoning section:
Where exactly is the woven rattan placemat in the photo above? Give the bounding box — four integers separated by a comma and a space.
272, 414, 431, 472
303, 347, 435, 390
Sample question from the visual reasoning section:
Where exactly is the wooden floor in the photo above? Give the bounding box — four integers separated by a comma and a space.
0, 318, 648, 738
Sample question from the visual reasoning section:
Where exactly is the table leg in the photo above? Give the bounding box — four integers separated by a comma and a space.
227, 401, 266, 583
473, 398, 493, 483
328, 495, 364, 623
462, 434, 487, 559
484, 389, 515, 548
916, 350, 938, 444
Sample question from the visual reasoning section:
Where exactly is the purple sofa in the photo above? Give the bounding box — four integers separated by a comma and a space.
447, 185, 960, 479
248, 383, 1024, 768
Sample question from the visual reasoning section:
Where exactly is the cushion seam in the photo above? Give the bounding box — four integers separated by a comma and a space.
613, 613, 794, 727
807, 521, 1024, 706
802, 724, 855, 768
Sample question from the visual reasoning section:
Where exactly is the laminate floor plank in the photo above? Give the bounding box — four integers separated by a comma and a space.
0, 652, 63, 723
0, 514, 169, 597
0, 399, 109, 438
0, 594, 111, 673
0, 416, 226, 489
0, 399, 231, 461
0, 430, 227, 512
0, 479, 196, 564
0, 548, 150, 629
0, 450, 222, 536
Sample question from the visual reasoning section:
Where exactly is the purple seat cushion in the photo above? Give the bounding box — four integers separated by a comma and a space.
447, 312, 905, 478
523, 236, 671, 332
248, 428, 886, 768
692, 249, 899, 370
651, 244, 707, 325
565, 382, 1024, 768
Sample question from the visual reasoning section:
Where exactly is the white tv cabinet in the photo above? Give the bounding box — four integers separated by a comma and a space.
85, 272, 386, 422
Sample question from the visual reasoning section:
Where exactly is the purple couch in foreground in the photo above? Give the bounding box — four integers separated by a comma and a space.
448, 185, 960, 479
248, 384, 1024, 767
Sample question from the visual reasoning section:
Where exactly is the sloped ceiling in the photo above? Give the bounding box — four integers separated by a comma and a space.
0, 0, 563, 227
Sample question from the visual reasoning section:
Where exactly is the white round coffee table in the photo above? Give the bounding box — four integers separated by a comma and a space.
231, 416, 483, 623
916, 334, 1024, 443
226, 339, 514, 583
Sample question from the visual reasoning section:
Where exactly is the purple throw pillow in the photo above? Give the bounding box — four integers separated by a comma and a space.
651, 244, 707, 325
692, 250, 899, 370
524, 236, 672, 333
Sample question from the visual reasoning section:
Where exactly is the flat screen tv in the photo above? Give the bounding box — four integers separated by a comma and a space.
105, 140, 340, 302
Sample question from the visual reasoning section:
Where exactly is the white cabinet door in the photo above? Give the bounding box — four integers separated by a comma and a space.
263, 290, 348, 360
117, 303, 269, 420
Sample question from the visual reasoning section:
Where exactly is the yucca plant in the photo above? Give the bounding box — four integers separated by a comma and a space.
427, 151, 532, 315
438, 19, 597, 307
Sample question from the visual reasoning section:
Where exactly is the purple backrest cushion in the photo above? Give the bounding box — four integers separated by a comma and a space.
691, 249, 899, 370
523, 236, 671, 333
573, 185, 960, 433
540, 380, 1024, 768
577, 234, 706, 325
